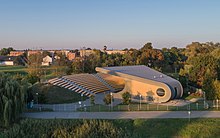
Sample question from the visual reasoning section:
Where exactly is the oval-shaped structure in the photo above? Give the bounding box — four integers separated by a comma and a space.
96, 65, 183, 103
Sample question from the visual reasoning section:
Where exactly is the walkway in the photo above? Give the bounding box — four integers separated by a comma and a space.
23, 111, 220, 119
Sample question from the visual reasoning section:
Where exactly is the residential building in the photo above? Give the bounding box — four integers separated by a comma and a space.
67, 52, 77, 61
42, 55, 53, 66
9, 51, 25, 56
0, 56, 15, 66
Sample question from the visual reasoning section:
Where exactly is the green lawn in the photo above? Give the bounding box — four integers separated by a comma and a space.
1, 118, 220, 137
0, 65, 66, 80
0, 65, 26, 71
31, 83, 87, 104
0, 65, 27, 74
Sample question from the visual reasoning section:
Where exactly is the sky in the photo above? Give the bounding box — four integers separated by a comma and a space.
0, 0, 220, 50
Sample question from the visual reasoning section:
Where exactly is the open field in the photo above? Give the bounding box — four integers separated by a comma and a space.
0, 65, 27, 74
1, 118, 220, 137
0, 65, 67, 80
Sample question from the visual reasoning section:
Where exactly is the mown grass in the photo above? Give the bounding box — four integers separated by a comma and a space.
0, 65, 26, 71
1, 118, 220, 138
0, 65, 27, 74
32, 83, 87, 104
0, 65, 66, 80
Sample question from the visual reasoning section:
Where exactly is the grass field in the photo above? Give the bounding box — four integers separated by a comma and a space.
0, 65, 27, 74
0, 65, 67, 80
31, 83, 87, 104
1, 118, 220, 137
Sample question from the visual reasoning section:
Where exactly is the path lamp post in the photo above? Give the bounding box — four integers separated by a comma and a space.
203, 91, 206, 109
128, 97, 131, 111
84, 104, 86, 111
139, 94, 142, 110
217, 99, 219, 110
110, 92, 113, 111
79, 101, 82, 111
188, 111, 191, 122
36, 92, 39, 109
81, 93, 83, 107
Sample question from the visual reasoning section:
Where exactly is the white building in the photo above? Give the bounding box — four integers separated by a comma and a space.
42, 55, 53, 66
0, 56, 15, 66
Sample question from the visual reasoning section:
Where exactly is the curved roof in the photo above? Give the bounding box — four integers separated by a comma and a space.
96, 65, 177, 83
96, 65, 183, 99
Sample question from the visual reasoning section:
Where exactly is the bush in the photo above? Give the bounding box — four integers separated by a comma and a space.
2, 118, 220, 137
2, 119, 128, 138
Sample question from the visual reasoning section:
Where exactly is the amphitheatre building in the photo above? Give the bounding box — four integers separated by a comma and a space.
49, 65, 183, 103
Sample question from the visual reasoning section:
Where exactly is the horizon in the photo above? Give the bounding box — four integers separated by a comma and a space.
0, 0, 220, 50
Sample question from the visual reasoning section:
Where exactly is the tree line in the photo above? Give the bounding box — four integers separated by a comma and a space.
69, 42, 220, 100
69, 42, 186, 74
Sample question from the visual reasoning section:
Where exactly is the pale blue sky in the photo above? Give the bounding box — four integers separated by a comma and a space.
0, 0, 220, 50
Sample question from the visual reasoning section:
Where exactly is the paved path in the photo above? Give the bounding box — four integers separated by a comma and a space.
23, 111, 220, 119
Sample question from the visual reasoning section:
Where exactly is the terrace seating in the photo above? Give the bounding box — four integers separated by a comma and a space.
48, 74, 114, 97
63, 74, 110, 94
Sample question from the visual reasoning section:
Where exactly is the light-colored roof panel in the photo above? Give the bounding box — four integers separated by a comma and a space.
99, 65, 177, 83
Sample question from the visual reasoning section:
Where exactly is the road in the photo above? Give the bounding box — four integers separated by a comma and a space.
22, 111, 220, 119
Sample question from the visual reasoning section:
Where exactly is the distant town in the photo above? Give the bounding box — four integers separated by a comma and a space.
0, 46, 128, 66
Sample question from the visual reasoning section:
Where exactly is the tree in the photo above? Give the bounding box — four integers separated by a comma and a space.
103, 94, 113, 105
25, 74, 40, 84
103, 46, 107, 51
122, 92, 131, 111
213, 80, 220, 100
0, 73, 29, 127
140, 42, 153, 52
90, 95, 95, 105
122, 92, 131, 105
27, 53, 44, 80
71, 58, 84, 74
0, 47, 14, 55
185, 54, 219, 87
202, 71, 215, 100
53, 53, 67, 66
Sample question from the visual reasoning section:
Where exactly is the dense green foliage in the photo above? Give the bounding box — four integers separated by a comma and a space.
70, 43, 186, 74
122, 92, 131, 104
1, 118, 220, 138
0, 47, 14, 56
2, 42, 220, 100
180, 42, 220, 99
0, 73, 30, 127
90, 95, 95, 105
69, 42, 220, 99
103, 94, 113, 105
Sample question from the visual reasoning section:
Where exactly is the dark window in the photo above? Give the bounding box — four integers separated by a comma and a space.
174, 87, 178, 98
156, 88, 165, 97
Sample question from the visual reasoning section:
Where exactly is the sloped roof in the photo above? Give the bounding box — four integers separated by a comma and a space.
98, 65, 177, 83
0, 56, 15, 61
